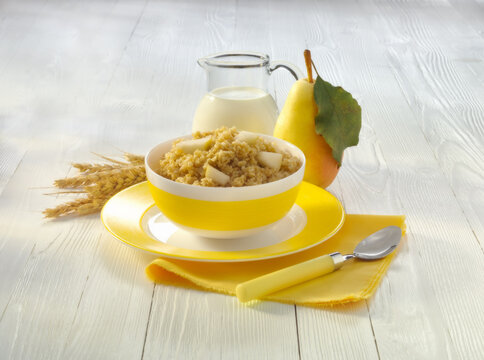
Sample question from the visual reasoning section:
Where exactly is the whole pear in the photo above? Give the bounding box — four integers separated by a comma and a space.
274, 79, 339, 188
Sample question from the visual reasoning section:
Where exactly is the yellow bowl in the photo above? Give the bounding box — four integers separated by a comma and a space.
145, 134, 306, 239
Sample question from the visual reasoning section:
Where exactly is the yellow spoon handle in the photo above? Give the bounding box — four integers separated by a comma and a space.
236, 253, 341, 303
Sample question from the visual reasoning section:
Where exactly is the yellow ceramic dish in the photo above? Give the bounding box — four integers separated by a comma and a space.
101, 181, 345, 262
145, 134, 306, 239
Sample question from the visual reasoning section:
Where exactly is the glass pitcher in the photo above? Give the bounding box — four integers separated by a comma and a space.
192, 51, 303, 135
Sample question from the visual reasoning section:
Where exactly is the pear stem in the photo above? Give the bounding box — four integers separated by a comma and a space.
304, 49, 313, 83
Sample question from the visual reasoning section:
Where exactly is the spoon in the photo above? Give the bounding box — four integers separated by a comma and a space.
236, 226, 402, 303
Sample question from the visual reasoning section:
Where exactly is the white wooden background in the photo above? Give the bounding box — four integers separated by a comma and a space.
0, 0, 483, 359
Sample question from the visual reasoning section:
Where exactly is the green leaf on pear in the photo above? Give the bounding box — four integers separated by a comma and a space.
313, 76, 361, 167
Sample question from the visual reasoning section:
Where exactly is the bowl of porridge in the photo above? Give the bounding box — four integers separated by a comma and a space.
145, 127, 305, 238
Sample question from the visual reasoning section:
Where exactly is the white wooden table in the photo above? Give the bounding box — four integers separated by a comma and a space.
1, 0, 483, 359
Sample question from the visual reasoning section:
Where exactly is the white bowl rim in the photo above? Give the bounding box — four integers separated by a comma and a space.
145, 133, 306, 201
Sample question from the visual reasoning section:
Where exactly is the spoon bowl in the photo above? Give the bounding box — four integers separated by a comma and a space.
353, 226, 402, 260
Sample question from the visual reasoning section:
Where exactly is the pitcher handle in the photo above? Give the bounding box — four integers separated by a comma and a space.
269, 60, 304, 80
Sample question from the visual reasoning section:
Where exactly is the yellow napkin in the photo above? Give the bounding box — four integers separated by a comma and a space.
146, 214, 405, 306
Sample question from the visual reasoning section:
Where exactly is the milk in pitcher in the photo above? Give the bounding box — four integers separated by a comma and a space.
192, 86, 279, 135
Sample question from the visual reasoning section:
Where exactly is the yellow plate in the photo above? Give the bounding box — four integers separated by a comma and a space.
101, 181, 345, 262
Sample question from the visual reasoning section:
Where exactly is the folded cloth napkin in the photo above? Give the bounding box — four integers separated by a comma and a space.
146, 214, 406, 306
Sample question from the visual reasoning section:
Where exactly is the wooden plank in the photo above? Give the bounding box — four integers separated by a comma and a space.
128, 1, 300, 358
60, 236, 158, 359
302, 0, 484, 358
0, 118, 29, 197
369, 0, 484, 253
0, 1, 156, 359
0, 142, 102, 359
0, 0, 43, 196
360, 3, 484, 357
447, 0, 484, 40
144, 287, 299, 360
